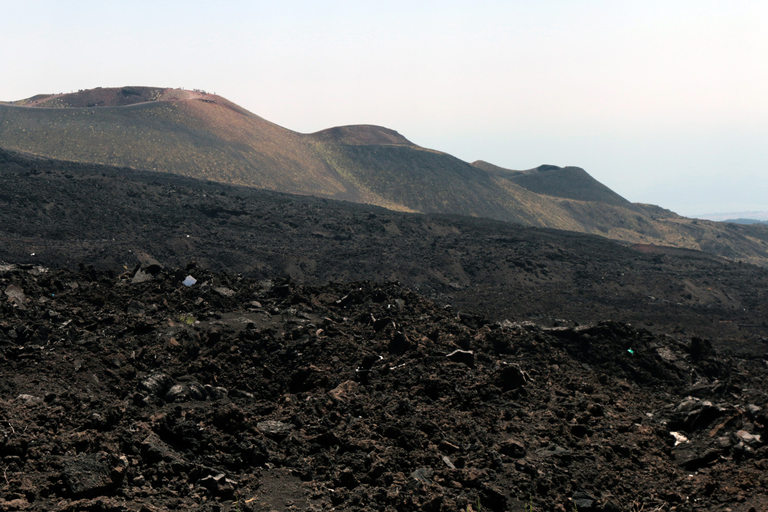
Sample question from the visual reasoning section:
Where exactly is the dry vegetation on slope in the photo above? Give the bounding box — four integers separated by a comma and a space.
3, 87, 768, 264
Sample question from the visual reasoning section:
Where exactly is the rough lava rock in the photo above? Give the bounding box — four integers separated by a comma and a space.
0, 264, 767, 511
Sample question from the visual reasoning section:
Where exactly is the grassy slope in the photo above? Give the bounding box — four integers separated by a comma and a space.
0, 95, 352, 197
310, 143, 768, 264
2, 88, 768, 264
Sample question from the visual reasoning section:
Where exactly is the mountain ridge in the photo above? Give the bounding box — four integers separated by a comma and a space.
3, 86, 768, 264
472, 160, 631, 206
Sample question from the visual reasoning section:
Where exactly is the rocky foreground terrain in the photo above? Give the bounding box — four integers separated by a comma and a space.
3, 147, 768, 350
2, 263, 766, 511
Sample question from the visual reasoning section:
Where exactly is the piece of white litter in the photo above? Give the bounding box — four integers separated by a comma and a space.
182, 275, 197, 287
670, 431, 689, 446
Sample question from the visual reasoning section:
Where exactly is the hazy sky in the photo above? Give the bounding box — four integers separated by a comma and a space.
1, 0, 766, 216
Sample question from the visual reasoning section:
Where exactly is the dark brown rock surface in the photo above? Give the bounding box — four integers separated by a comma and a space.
1, 264, 767, 511
1, 148, 768, 351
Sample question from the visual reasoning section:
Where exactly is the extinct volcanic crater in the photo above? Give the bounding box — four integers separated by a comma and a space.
3, 86, 768, 265
1, 88, 768, 511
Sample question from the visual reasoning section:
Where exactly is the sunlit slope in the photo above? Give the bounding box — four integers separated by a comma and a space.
306, 141, 768, 264
0, 88, 350, 196
0, 87, 638, 221
2, 86, 768, 264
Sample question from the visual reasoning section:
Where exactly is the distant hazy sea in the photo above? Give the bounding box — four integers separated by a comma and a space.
696, 211, 768, 222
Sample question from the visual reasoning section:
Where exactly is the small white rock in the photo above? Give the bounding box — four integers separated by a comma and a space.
670, 431, 689, 446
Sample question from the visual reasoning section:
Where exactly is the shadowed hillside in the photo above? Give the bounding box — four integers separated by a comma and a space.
2, 148, 768, 348
3, 87, 768, 264
473, 161, 631, 206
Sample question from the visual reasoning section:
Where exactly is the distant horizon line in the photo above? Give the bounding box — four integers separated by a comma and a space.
695, 211, 768, 221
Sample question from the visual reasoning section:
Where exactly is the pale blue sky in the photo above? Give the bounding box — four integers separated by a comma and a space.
1, 0, 766, 216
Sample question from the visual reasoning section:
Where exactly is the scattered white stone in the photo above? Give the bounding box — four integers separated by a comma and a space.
734, 430, 762, 445
214, 286, 235, 297
4, 284, 26, 306
16, 394, 42, 404
670, 431, 689, 446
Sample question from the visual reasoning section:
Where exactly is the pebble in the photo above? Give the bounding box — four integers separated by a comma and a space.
140, 373, 173, 396
15, 394, 42, 404
256, 420, 294, 438
61, 452, 124, 497
445, 349, 474, 366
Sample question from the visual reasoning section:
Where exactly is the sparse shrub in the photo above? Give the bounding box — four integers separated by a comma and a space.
178, 313, 196, 325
